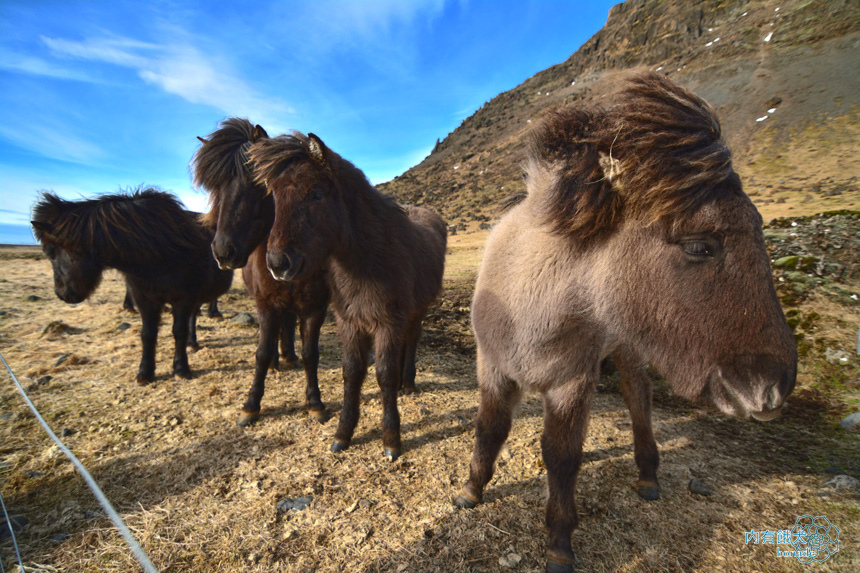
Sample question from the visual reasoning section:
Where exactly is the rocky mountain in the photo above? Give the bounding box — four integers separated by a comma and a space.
378, 0, 860, 226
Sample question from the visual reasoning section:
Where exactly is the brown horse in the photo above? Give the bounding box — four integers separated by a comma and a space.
31, 188, 233, 383
249, 132, 447, 460
453, 72, 797, 573
193, 118, 330, 425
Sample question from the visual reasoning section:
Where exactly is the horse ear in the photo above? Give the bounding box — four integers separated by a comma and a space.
31, 220, 53, 234
598, 152, 623, 189
252, 125, 269, 142
307, 133, 328, 167
197, 136, 208, 144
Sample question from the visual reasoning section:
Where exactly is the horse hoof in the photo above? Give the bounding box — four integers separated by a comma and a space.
283, 357, 301, 370
187, 344, 200, 353
636, 481, 660, 501
453, 487, 480, 510
400, 384, 418, 395
134, 372, 155, 386
546, 560, 574, 573
173, 371, 192, 381
330, 439, 350, 453
383, 447, 401, 462
309, 409, 329, 424
237, 411, 260, 427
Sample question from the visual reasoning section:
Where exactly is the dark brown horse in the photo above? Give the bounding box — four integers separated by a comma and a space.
193, 118, 330, 425
31, 188, 233, 383
249, 132, 447, 460
453, 72, 797, 572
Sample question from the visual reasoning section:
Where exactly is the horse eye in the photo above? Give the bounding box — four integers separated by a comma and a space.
310, 189, 324, 202
682, 241, 713, 257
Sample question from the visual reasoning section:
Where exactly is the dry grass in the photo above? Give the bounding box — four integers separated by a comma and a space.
1, 233, 858, 572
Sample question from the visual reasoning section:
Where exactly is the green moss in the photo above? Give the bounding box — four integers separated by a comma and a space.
799, 311, 820, 331
773, 256, 799, 269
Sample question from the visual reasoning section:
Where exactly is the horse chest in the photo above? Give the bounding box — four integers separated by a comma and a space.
330, 278, 388, 331
474, 284, 598, 388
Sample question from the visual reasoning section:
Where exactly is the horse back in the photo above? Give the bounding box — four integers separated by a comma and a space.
402, 204, 447, 307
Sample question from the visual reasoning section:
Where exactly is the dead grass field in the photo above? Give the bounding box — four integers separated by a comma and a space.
1, 220, 858, 572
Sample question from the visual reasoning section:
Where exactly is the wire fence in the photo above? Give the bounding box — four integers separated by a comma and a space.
0, 352, 158, 573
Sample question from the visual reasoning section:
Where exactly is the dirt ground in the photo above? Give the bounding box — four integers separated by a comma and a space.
1, 211, 858, 572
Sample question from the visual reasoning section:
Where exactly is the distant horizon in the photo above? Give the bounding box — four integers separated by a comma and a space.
0, 223, 36, 246
1, 0, 618, 246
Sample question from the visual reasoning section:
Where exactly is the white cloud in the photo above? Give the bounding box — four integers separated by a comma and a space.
0, 52, 96, 82
40, 34, 292, 129
0, 123, 106, 165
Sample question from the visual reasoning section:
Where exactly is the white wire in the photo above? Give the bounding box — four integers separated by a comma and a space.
0, 488, 23, 573
0, 352, 158, 573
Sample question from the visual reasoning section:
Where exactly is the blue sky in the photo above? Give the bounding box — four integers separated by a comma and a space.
0, 0, 617, 244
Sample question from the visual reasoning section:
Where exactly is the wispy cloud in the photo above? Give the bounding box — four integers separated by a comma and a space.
0, 123, 106, 165
274, 0, 449, 78
0, 52, 97, 82
41, 34, 293, 129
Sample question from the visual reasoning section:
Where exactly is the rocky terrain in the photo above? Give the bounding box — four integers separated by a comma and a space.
379, 0, 860, 228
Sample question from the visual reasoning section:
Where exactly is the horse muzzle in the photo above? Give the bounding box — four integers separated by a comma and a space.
709, 357, 796, 420
211, 239, 248, 270
266, 248, 305, 282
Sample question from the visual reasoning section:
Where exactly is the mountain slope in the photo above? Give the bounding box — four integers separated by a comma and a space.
378, 0, 860, 225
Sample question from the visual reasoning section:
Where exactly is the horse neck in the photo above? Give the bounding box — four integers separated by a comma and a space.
330, 179, 404, 278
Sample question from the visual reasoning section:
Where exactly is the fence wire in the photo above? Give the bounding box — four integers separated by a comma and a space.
0, 352, 158, 573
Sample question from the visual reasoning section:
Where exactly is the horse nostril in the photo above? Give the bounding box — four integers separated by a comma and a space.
766, 369, 795, 410
779, 368, 796, 397
224, 243, 236, 261
266, 251, 291, 273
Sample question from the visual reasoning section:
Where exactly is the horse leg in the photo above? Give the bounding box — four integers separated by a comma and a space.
373, 328, 407, 460
122, 288, 136, 313
238, 306, 281, 426
455, 354, 520, 508
614, 350, 660, 501
331, 323, 370, 454
541, 378, 594, 573
301, 309, 327, 423
400, 317, 422, 394
187, 306, 200, 352
279, 312, 300, 369
171, 303, 194, 379
207, 299, 223, 319
135, 300, 160, 385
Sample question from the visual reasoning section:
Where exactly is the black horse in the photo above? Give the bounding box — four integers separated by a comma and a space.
31, 188, 233, 383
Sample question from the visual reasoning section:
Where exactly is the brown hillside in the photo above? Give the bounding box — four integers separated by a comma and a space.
378, 0, 860, 226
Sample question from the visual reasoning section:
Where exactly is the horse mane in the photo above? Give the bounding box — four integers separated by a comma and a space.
249, 132, 404, 214
191, 117, 262, 227
248, 131, 313, 185
32, 187, 211, 262
528, 71, 738, 242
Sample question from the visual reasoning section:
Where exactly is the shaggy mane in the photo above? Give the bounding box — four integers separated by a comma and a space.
32, 188, 210, 262
528, 71, 739, 242
248, 131, 314, 187
192, 117, 262, 227
249, 132, 404, 214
